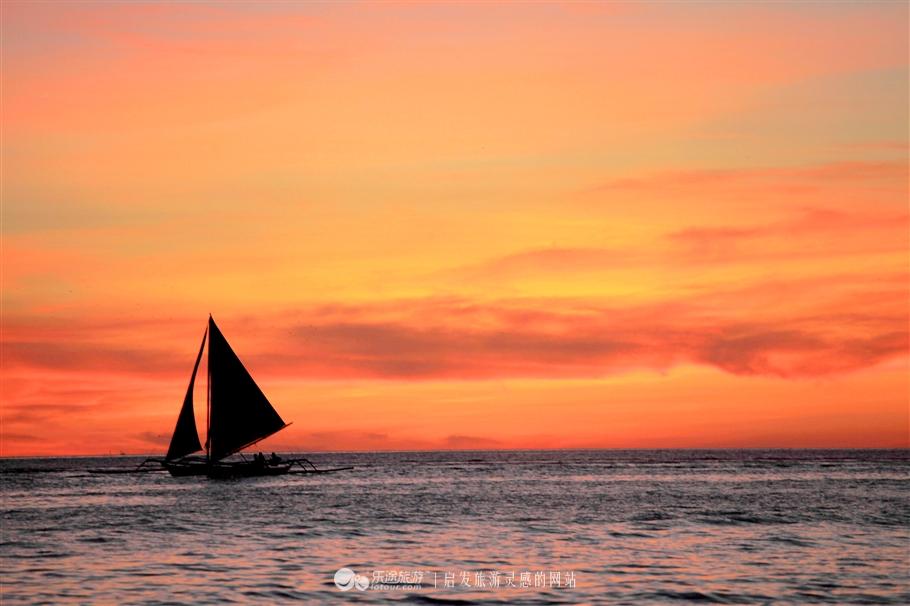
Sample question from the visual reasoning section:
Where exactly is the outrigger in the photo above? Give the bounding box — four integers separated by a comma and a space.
91, 316, 352, 479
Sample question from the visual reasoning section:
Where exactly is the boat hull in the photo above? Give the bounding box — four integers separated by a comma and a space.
207, 461, 292, 479
158, 457, 348, 478
163, 460, 210, 477
164, 459, 292, 478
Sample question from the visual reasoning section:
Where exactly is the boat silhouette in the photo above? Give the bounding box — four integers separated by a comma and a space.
90, 316, 352, 478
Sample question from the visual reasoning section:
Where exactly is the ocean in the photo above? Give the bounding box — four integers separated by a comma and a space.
1, 450, 908, 604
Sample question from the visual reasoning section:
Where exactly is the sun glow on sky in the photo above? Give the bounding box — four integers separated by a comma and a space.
2, 1, 908, 455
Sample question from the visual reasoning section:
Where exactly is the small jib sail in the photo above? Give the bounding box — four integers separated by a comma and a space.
207, 316, 288, 461
165, 327, 207, 461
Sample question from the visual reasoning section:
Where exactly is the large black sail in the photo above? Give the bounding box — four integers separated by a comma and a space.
207, 317, 287, 461
165, 327, 207, 461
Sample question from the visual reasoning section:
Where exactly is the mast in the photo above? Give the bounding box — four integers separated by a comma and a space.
206, 314, 212, 462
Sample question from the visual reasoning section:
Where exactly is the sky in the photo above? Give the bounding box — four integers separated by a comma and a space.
2, 1, 908, 456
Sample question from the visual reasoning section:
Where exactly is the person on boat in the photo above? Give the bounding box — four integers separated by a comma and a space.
269, 452, 282, 465
254, 452, 265, 467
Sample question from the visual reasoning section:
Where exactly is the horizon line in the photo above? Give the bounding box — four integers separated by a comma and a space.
2, 445, 909, 460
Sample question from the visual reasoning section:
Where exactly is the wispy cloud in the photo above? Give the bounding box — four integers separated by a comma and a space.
592, 161, 908, 195
4, 278, 906, 382
439, 206, 908, 283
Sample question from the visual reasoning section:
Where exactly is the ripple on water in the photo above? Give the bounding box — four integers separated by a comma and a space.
1, 450, 908, 605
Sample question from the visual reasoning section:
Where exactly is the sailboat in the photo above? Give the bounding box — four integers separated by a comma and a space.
88, 316, 352, 478
159, 315, 348, 479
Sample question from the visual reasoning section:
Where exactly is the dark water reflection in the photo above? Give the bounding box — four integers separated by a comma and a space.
2, 450, 908, 604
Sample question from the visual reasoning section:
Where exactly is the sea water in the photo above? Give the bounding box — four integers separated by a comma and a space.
1, 450, 908, 604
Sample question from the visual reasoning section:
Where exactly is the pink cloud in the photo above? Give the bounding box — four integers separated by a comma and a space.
4, 280, 906, 383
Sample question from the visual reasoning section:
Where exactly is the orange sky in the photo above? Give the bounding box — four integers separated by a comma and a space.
2, 1, 908, 456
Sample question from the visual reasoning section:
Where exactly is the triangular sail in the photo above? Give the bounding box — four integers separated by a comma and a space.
207, 317, 287, 461
165, 327, 207, 461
